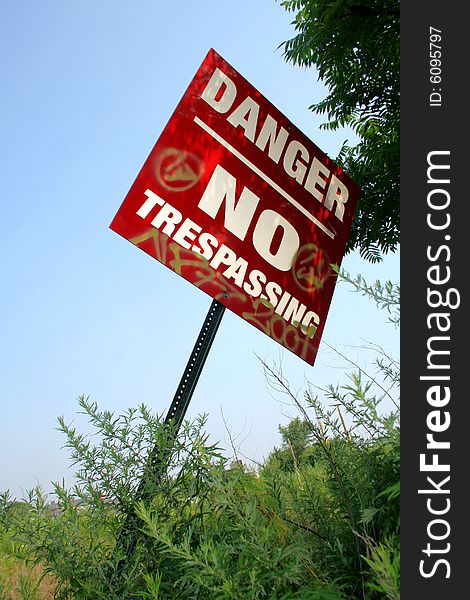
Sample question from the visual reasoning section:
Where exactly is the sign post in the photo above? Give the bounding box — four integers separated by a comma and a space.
137, 297, 225, 503
113, 299, 225, 572
109, 48, 360, 577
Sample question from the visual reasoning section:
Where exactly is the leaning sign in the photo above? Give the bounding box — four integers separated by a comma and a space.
110, 49, 360, 365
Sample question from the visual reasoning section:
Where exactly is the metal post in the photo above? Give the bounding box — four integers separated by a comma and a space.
137, 297, 225, 501
112, 298, 225, 574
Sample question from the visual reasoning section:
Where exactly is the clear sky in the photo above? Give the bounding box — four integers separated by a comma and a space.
0, 0, 399, 498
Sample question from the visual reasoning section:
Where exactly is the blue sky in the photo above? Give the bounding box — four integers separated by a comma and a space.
0, 0, 399, 497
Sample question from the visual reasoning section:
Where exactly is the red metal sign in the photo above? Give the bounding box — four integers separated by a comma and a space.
110, 49, 360, 365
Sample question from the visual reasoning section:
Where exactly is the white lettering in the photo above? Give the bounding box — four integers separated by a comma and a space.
201, 68, 237, 114
198, 164, 260, 241
283, 140, 309, 184
255, 114, 289, 164
261, 281, 282, 308
243, 269, 266, 298
173, 218, 202, 249
200, 67, 353, 225
281, 297, 307, 326
252, 209, 300, 271
151, 203, 183, 236
324, 175, 349, 221
227, 96, 260, 142
305, 158, 330, 202
192, 232, 219, 260
137, 189, 165, 219
420, 453, 450, 472
275, 291, 292, 316
301, 311, 320, 338
223, 256, 249, 287
210, 243, 237, 269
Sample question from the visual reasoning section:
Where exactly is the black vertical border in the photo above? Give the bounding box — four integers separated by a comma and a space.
401, 2, 466, 597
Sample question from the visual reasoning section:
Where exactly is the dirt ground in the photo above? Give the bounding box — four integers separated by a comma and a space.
0, 562, 56, 600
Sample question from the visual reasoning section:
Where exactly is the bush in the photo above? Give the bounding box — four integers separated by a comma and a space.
1, 272, 399, 599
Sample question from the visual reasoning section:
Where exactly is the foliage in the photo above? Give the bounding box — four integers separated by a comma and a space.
1, 272, 399, 599
261, 357, 399, 599
280, 0, 400, 260
332, 265, 400, 327
1, 398, 398, 597
363, 539, 400, 600
0, 495, 55, 600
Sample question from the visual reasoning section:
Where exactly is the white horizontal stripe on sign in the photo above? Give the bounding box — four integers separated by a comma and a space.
193, 116, 335, 240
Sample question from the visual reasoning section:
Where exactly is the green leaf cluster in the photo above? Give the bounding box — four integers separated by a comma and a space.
281, 0, 400, 260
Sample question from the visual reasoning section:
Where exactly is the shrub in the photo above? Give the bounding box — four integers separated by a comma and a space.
1, 271, 399, 599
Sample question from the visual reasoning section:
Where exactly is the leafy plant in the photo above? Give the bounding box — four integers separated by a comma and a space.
1, 270, 399, 599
